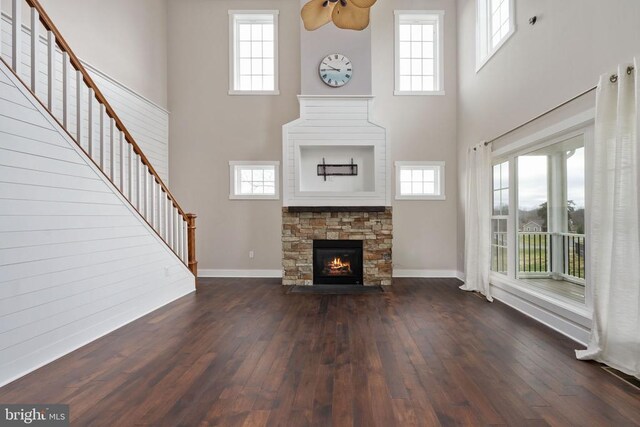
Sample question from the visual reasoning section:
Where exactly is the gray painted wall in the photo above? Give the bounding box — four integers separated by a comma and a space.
167, 0, 301, 273
36, 0, 169, 108
372, 0, 458, 274
300, 0, 372, 95
22, 0, 639, 278
456, 0, 640, 272
168, 0, 459, 275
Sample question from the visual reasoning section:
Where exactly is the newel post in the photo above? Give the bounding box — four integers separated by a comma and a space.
186, 213, 197, 278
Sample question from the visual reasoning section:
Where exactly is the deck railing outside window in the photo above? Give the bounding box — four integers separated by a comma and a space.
561, 233, 586, 280
518, 232, 550, 274
494, 231, 586, 281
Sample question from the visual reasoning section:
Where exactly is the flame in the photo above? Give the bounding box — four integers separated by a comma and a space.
327, 257, 352, 274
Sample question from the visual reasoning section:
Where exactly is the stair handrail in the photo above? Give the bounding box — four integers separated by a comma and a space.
24, 0, 187, 221
6, 0, 198, 277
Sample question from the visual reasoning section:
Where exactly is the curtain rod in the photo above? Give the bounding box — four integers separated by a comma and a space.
484, 65, 635, 146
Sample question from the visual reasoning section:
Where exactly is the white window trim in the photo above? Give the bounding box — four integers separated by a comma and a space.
394, 161, 446, 200
394, 10, 445, 96
475, 0, 516, 72
228, 10, 280, 96
229, 161, 280, 200
490, 112, 595, 312
491, 160, 511, 277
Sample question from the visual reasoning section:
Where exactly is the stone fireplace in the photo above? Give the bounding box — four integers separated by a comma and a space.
282, 207, 392, 286
281, 95, 391, 286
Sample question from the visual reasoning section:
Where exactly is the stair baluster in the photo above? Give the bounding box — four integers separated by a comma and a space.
2, 0, 198, 277
11, 0, 21, 72
30, 8, 39, 91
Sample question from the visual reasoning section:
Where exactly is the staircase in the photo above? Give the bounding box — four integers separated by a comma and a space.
1, 0, 196, 275
0, 0, 196, 386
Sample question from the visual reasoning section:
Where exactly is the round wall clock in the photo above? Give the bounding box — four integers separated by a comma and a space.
319, 54, 352, 87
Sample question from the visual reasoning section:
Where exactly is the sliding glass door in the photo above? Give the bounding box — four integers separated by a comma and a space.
491, 130, 588, 304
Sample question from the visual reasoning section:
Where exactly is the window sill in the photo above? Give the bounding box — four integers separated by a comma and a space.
228, 90, 280, 96
229, 195, 280, 200
395, 195, 446, 201
476, 26, 516, 73
490, 273, 591, 323
394, 90, 445, 96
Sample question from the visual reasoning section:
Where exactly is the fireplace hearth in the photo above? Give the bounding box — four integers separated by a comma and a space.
313, 240, 363, 285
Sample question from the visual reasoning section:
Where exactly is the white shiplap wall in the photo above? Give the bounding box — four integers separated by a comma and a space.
283, 96, 389, 206
0, 12, 170, 182
0, 61, 194, 387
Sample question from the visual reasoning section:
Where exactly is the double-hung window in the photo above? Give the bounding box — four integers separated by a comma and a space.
489, 126, 590, 305
491, 161, 509, 274
476, 0, 515, 70
394, 11, 444, 95
229, 11, 279, 95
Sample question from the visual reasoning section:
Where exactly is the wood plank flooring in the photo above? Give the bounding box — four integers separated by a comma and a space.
1, 278, 639, 426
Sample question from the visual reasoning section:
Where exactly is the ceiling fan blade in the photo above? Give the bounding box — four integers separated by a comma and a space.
350, 0, 377, 8
332, 1, 371, 31
301, 0, 336, 31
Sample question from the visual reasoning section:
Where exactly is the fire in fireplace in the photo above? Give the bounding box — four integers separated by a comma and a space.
313, 240, 363, 285
324, 256, 352, 276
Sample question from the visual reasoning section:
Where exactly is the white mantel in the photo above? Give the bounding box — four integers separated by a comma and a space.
282, 96, 389, 207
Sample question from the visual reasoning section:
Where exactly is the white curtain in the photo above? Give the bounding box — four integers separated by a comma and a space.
461, 142, 493, 301
576, 59, 640, 378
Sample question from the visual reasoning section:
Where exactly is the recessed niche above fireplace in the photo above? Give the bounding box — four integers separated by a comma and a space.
300, 145, 374, 193
283, 96, 389, 207
313, 240, 364, 285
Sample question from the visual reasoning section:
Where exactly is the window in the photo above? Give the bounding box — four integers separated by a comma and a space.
476, 0, 515, 71
229, 11, 279, 95
489, 0, 511, 48
491, 161, 509, 275
395, 161, 445, 200
515, 136, 586, 297
394, 11, 444, 95
489, 126, 590, 305
229, 161, 280, 200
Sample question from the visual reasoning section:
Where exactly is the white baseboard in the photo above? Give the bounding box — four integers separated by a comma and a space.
198, 269, 464, 280
199, 269, 283, 278
490, 281, 591, 345
392, 269, 462, 279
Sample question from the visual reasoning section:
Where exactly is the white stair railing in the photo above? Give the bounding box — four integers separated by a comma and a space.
2, 0, 197, 276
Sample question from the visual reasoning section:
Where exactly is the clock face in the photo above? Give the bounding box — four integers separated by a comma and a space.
319, 54, 352, 88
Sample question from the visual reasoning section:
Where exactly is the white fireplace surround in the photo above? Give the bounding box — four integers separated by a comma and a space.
282, 96, 389, 206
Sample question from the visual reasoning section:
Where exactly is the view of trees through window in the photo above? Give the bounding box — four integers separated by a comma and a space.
492, 134, 587, 302
516, 138, 586, 295
517, 146, 585, 235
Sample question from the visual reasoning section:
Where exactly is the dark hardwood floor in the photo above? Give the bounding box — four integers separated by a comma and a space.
1, 278, 639, 426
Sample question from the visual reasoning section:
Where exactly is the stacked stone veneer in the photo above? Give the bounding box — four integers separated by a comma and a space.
282, 208, 392, 286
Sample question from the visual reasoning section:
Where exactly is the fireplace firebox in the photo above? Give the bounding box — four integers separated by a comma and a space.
313, 240, 364, 285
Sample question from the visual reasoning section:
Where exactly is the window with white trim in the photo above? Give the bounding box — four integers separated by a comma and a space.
395, 161, 445, 200
476, 0, 515, 70
229, 161, 280, 200
491, 161, 509, 275
394, 11, 444, 95
229, 11, 279, 95
489, 125, 591, 305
